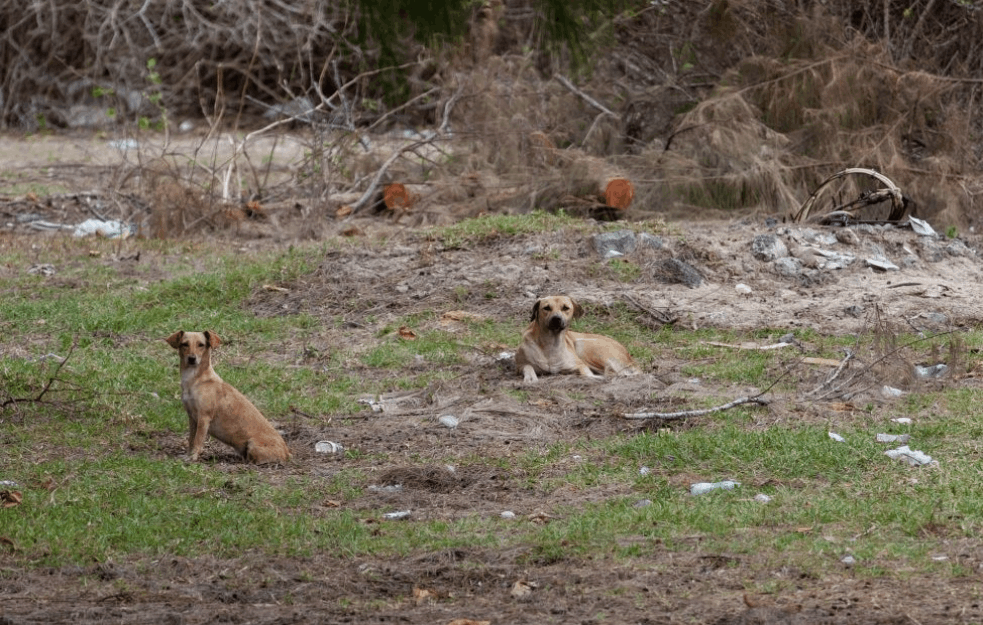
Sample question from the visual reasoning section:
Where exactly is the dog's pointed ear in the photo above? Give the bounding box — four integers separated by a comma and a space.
530, 299, 542, 322
572, 300, 584, 319
204, 331, 221, 349
165, 331, 184, 349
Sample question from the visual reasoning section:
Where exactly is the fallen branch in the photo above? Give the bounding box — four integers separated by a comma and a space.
1, 338, 78, 409
704, 341, 794, 351
623, 395, 769, 421
622, 293, 677, 326
805, 349, 854, 398
554, 74, 620, 120
350, 86, 462, 215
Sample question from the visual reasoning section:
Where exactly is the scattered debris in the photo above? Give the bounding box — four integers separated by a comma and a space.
865, 256, 900, 271
624, 394, 768, 421
876, 433, 910, 444
690, 481, 740, 495
27, 264, 56, 276
914, 364, 948, 379
438, 415, 459, 429
500, 511, 516, 519
828, 432, 846, 443
754, 494, 772, 503
885, 445, 934, 467
314, 441, 344, 454
908, 217, 937, 237
73, 218, 132, 238
704, 340, 794, 351
735, 283, 753, 296
0, 490, 22, 508
792, 168, 909, 223
382, 510, 411, 520
634, 499, 652, 508
841, 555, 857, 566
881, 386, 904, 398
510, 579, 537, 600
751, 234, 788, 262
891, 417, 913, 425
368, 484, 403, 493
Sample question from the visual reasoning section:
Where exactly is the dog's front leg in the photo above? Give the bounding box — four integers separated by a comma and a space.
188, 413, 211, 461
521, 363, 539, 383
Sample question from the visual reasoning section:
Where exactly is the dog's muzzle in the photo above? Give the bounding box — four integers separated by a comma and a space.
547, 315, 567, 332
187, 355, 198, 365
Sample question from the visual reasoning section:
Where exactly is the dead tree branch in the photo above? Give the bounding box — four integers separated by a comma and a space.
623, 394, 769, 421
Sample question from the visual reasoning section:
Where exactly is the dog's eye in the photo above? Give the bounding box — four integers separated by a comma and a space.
561, 305, 570, 311
543, 305, 551, 312
181, 342, 189, 347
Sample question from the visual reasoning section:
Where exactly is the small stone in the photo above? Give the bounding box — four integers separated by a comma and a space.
751, 234, 789, 262
593, 230, 637, 258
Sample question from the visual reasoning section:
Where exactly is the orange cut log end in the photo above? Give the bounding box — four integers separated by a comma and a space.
384, 183, 413, 210
603, 178, 634, 210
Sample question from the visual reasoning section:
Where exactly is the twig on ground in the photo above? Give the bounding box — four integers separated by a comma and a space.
623, 394, 769, 421
622, 294, 677, 325
554, 74, 620, 119
805, 349, 854, 398
1, 338, 78, 409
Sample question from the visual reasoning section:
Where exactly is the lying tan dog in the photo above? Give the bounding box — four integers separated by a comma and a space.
166, 330, 291, 464
515, 295, 637, 382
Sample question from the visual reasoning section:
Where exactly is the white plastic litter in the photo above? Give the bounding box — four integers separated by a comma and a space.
882, 386, 904, 398
735, 283, 753, 295
754, 493, 772, 503
891, 417, 913, 425
314, 440, 344, 454
73, 219, 130, 238
914, 364, 948, 379
690, 481, 740, 495
908, 216, 937, 237
828, 432, 846, 442
368, 484, 403, 493
875, 433, 910, 444
885, 445, 934, 467
501, 510, 516, 519
842, 555, 856, 565
639, 466, 651, 476
383, 510, 411, 520
438, 415, 459, 429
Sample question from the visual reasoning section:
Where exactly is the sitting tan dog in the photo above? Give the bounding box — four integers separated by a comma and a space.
166, 330, 291, 464
515, 295, 637, 382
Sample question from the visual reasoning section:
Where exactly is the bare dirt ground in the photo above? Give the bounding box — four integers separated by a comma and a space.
4, 132, 983, 624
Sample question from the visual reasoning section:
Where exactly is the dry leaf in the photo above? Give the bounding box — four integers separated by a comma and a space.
0, 536, 15, 550
1, 491, 22, 508
25, 191, 39, 203
413, 587, 436, 606
262, 284, 289, 293
341, 226, 364, 237
322, 499, 341, 508
510, 579, 537, 600
88, 250, 102, 258
335, 205, 353, 218
398, 326, 417, 340
448, 620, 491, 625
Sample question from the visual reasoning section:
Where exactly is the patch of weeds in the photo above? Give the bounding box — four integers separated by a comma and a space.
434, 209, 579, 248
606, 258, 641, 282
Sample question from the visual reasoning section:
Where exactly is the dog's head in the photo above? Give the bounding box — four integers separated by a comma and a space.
165, 330, 221, 368
530, 296, 583, 332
